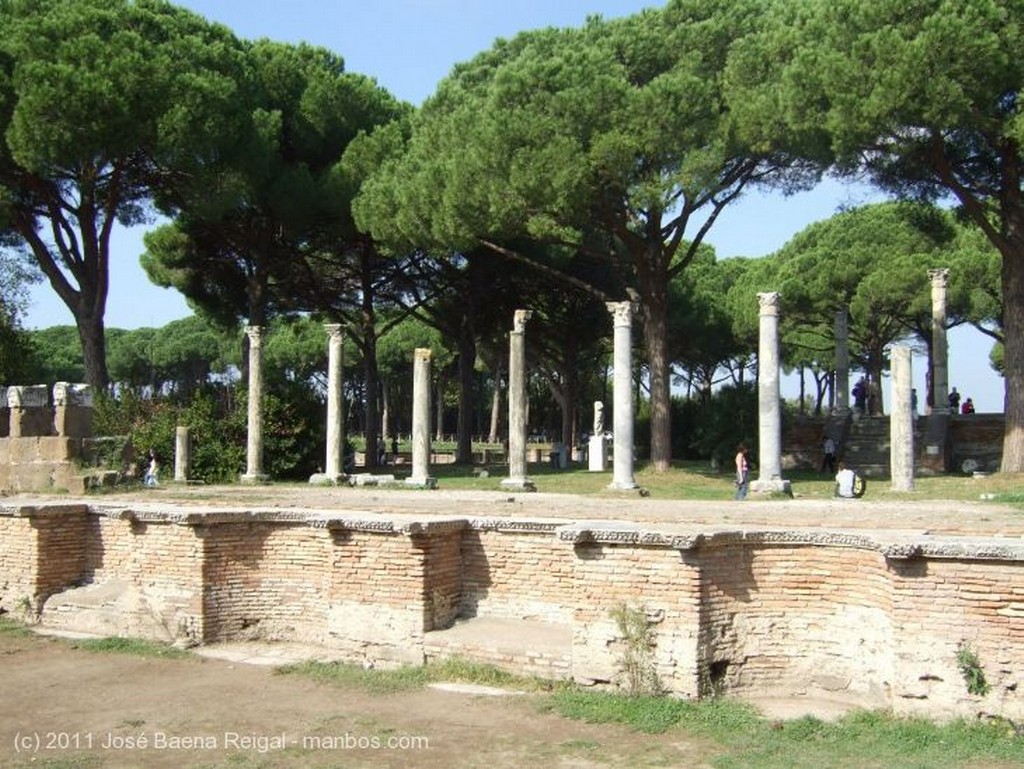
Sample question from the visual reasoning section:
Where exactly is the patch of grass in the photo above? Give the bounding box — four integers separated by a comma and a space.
277, 655, 553, 695
544, 690, 1024, 768
73, 636, 192, 659
0, 616, 34, 637
11, 757, 102, 769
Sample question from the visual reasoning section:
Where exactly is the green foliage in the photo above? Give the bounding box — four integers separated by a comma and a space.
610, 603, 662, 696
956, 641, 991, 697
73, 636, 191, 659
278, 655, 549, 695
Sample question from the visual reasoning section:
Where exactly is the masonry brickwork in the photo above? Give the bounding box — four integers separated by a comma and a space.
1, 502, 1023, 721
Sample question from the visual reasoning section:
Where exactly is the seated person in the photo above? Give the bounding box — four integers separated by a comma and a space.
835, 462, 857, 498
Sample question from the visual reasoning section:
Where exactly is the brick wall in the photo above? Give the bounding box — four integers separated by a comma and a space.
460, 522, 574, 623
699, 543, 893, 704
203, 522, 331, 644
3, 502, 1023, 720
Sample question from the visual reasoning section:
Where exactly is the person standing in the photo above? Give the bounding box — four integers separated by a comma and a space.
734, 442, 750, 500
948, 386, 961, 412
143, 450, 159, 488
821, 435, 837, 475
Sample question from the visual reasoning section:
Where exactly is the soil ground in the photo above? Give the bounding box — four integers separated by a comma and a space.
0, 628, 720, 769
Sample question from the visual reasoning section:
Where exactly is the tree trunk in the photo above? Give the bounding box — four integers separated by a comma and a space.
488, 363, 502, 444
642, 287, 672, 471
456, 319, 475, 464
435, 379, 444, 442
77, 309, 108, 392
359, 247, 380, 471
1000, 213, 1024, 471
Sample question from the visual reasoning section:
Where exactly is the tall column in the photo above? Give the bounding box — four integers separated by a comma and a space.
325, 324, 346, 481
607, 301, 637, 491
834, 308, 850, 413
929, 268, 950, 413
174, 426, 191, 483
502, 310, 535, 491
240, 325, 268, 483
890, 345, 915, 492
753, 292, 791, 495
406, 347, 437, 488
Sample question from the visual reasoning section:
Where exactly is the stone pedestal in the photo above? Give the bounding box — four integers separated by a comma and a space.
313, 323, 347, 485
240, 326, 269, 484
174, 426, 191, 483
929, 268, 950, 413
752, 292, 791, 495
0, 388, 7, 438
588, 436, 607, 472
890, 346, 915, 492
406, 348, 437, 489
502, 310, 536, 492
607, 302, 637, 491
9, 385, 52, 438
53, 382, 92, 439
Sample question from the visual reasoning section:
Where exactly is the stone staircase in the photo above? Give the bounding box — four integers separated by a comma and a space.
838, 415, 933, 478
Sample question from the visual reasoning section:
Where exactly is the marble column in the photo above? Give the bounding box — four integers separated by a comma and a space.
607, 301, 637, 491
834, 309, 850, 413
929, 268, 950, 413
240, 325, 268, 484
752, 292, 791, 495
502, 310, 535, 491
588, 400, 607, 472
324, 324, 346, 482
406, 347, 437, 488
174, 426, 191, 483
890, 345, 915, 492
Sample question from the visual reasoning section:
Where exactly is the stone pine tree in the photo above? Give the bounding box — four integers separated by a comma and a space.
0, 0, 245, 389
357, 0, 816, 471
726, 0, 1024, 470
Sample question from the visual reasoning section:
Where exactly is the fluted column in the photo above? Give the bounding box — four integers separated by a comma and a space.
752, 292, 790, 495
502, 310, 535, 491
607, 301, 637, 490
240, 325, 268, 483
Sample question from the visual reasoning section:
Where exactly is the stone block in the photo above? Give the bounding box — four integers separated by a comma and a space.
52, 383, 93, 439
39, 437, 80, 463
9, 385, 54, 438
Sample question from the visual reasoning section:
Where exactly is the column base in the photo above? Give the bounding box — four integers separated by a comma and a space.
751, 478, 792, 496
500, 477, 536, 492
239, 473, 270, 485
405, 476, 438, 489
308, 472, 348, 486
605, 483, 644, 496
587, 437, 607, 472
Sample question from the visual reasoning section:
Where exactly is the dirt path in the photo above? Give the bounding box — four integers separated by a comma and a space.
0, 630, 718, 769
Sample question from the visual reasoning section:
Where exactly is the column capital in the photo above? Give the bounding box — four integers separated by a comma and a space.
323, 323, 344, 341
606, 301, 633, 327
413, 347, 432, 362
928, 267, 950, 288
513, 309, 533, 333
245, 325, 264, 346
757, 292, 780, 315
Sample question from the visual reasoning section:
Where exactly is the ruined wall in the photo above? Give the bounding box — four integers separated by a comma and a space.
202, 521, 332, 644
2, 502, 1023, 721
460, 521, 573, 623
0, 384, 96, 493
569, 540, 702, 696
698, 542, 893, 705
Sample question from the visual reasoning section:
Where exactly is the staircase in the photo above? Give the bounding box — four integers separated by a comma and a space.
838, 416, 891, 477
838, 415, 932, 478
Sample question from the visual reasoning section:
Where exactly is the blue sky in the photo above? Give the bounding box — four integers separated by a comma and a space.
22, 0, 1003, 411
